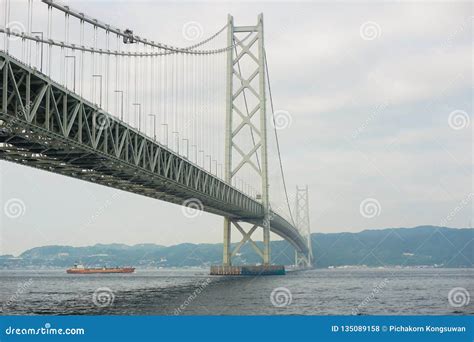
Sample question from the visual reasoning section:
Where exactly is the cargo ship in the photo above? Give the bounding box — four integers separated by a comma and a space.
66, 263, 135, 274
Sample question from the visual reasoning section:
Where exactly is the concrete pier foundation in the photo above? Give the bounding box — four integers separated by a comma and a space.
210, 265, 285, 276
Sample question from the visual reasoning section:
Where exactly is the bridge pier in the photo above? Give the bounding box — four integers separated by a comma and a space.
262, 214, 271, 265
221, 220, 268, 265
210, 265, 285, 276
214, 218, 280, 275
294, 186, 313, 269
222, 217, 232, 266
295, 250, 312, 269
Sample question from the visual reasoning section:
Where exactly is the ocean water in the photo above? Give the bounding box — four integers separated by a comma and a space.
0, 268, 472, 315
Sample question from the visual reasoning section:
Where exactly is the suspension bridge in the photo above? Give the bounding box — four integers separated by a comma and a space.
0, 0, 313, 273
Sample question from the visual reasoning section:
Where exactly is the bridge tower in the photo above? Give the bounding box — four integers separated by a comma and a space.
222, 14, 271, 267
295, 186, 313, 268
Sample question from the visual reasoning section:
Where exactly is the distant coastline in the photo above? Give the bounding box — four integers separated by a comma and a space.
1, 226, 472, 269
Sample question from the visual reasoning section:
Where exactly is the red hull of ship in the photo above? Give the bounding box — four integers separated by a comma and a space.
66, 267, 135, 274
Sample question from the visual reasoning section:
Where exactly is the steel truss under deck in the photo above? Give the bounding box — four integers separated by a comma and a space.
0, 51, 309, 256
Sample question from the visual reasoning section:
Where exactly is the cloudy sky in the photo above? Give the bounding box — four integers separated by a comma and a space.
0, 0, 472, 256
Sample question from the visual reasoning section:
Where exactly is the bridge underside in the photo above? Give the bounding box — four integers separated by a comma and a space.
0, 52, 309, 256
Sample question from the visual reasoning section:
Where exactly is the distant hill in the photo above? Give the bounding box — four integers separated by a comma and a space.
0, 226, 472, 268
312, 226, 473, 268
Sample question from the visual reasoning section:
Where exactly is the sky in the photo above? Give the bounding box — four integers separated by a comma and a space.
0, 0, 472, 256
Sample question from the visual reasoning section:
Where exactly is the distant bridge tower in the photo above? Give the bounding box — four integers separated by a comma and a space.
222, 14, 271, 266
295, 186, 313, 267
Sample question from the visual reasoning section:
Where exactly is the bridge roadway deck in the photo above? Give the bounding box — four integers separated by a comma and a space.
0, 52, 309, 254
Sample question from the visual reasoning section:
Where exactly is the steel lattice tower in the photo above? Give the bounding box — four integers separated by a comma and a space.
222, 14, 271, 266
295, 186, 313, 267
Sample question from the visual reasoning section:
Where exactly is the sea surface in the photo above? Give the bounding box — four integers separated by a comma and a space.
0, 268, 472, 315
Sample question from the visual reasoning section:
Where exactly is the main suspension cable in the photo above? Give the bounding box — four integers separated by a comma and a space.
264, 48, 296, 227
41, 0, 234, 55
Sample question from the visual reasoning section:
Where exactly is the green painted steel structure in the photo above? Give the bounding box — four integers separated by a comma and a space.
0, 52, 310, 256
